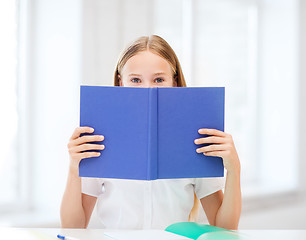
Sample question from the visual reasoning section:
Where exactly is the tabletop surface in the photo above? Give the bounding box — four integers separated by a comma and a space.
1, 227, 306, 240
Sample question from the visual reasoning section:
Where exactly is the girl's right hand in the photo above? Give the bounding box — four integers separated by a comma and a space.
67, 127, 105, 175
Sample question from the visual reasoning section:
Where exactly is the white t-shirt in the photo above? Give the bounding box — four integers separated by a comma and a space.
81, 177, 225, 229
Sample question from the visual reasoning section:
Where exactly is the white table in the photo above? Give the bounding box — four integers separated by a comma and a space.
1, 228, 306, 240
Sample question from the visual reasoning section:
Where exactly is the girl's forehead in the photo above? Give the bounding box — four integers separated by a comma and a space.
121, 50, 172, 75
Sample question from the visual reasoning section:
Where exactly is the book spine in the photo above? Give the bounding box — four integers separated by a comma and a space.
147, 88, 158, 180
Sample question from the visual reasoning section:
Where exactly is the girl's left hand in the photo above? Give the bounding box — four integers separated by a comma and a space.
194, 128, 240, 174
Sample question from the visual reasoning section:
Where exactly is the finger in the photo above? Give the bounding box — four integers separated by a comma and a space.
73, 143, 105, 153
203, 150, 226, 157
74, 135, 104, 146
198, 128, 226, 137
70, 127, 94, 140
77, 151, 101, 159
194, 136, 226, 145
196, 144, 228, 153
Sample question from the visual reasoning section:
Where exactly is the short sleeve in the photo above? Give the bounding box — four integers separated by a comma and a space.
194, 177, 226, 200
81, 177, 104, 197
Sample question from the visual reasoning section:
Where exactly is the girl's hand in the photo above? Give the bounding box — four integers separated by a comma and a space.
194, 128, 240, 174
67, 127, 105, 175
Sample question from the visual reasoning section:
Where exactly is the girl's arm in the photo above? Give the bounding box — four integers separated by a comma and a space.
60, 169, 97, 228
60, 127, 105, 228
195, 128, 242, 230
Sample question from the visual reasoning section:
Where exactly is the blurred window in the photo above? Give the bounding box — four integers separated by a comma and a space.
0, 1, 19, 207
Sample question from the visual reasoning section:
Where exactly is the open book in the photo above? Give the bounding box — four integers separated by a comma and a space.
105, 222, 248, 240
79, 86, 225, 180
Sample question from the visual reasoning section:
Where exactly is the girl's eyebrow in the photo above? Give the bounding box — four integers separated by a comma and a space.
128, 72, 166, 76
153, 72, 166, 76
128, 73, 142, 76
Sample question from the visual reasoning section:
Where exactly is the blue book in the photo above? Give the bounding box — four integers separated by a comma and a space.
79, 86, 225, 180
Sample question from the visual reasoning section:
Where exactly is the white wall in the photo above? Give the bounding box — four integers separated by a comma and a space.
240, 0, 306, 229
298, 0, 306, 195
12, 0, 82, 226
255, 0, 299, 191
82, 0, 154, 86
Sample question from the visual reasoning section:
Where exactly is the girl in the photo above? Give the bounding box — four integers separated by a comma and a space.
60, 35, 241, 230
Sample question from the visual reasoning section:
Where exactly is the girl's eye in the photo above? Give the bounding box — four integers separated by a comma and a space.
131, 78, 141, 83
155, 78, 164, 83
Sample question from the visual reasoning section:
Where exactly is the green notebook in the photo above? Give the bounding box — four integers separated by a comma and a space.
165, 222, 249, 240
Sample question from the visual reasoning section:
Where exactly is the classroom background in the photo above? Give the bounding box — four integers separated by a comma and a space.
0, 0, 305, 229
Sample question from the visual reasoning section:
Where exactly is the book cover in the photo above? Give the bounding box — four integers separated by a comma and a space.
79, 86, 224, 180
165, 222, 249, 240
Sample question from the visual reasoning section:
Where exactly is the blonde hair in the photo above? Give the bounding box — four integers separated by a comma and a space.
114, 35, 187, 87
114, 35, 200, 221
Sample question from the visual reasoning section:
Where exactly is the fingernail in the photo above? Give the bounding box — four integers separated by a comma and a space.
90, 128, 94, 132
196, 149, 200, 153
